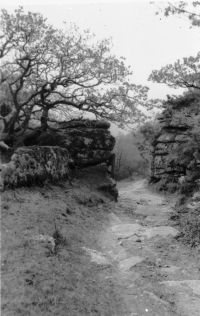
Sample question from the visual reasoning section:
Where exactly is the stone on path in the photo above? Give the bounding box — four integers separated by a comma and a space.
82, 247, 110, 266
143, 226, 179, 239
160, 265, 180, 274
161, 280, 200, 296
111, 223, 179, 240
119, 256, 145, 271
111, 223, 143, 239
161, 280, 200, 316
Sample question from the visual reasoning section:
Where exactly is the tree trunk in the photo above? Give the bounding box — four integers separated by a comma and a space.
0, 108, 17, 149
41, 107, 49, 131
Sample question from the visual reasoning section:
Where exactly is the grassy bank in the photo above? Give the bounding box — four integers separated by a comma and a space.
173, 193, 200, 248
1, 168, 124, 316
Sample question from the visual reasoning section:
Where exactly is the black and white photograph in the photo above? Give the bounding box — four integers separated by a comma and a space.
1, 0, 200, 315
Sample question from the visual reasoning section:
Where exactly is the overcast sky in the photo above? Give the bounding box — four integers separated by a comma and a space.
1, 0, 199, 100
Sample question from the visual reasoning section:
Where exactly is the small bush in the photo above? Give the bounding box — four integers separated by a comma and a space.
178, 208, 200, 247
166, 182, 179, 193
179, 181, 196, 196
114, 132, 149, 180
151, 177, 178, 193
51, 228, 68, 255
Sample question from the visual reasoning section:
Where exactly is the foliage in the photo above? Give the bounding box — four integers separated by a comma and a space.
157, 1, 200, 27
135, 119, 160, 160
177, 207, 200, 247
114, 133, 146, 180
0, 7, 149, 144
149, 53, 200, 90
114, 120, 160, 180
150, 2, 200, 91
51, 226, 68, 256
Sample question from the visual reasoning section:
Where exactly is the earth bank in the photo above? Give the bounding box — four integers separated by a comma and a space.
1, 166, 123, 316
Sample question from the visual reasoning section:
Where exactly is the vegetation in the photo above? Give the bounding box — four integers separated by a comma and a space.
158, 1, 200, 28
175, 205, 200, 248
114, 119, 160, 180
51, 226, 68, 256
114, 133, 145, 180
150, 2, 200, 193
135, 120, 160, 165
1, 177, 125, 316
149, 2, 200, 246
181, 212, 200, 247
149, 52, 200, 91
150, 2, 200, 90
0, 7, 150, 148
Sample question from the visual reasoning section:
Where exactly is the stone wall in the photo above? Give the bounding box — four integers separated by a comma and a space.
151, 95, 200, 192
0, 146, 69, 190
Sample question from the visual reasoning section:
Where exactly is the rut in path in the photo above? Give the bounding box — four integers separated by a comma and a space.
85, 179, 200, 316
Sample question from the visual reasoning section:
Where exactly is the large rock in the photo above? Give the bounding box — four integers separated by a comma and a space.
22, 119, 115, 167
0, 146, 70, 190
151, 95, 200, 192
0, 119, 116, 190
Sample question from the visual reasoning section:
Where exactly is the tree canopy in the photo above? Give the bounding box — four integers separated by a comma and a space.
159, 1, 200, 27
149, 2, 200, 91
0, 7, 149, 144
149, 53, 200, 90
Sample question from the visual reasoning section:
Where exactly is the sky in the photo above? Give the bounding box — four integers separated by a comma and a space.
0, 0, 199, 133
0, 0, 199, 100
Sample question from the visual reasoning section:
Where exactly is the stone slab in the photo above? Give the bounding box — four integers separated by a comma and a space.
119, 256, 145, 271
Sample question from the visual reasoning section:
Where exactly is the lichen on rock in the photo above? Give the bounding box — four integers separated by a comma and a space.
21, 119, 115, 168
0, 146, 70, 190
0, 119, 116, 191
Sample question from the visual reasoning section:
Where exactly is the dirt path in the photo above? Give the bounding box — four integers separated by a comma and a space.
85, 179, 200, 315
2, 177, 200, 315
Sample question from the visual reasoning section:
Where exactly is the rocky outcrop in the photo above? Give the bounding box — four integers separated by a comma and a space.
22, 119, 115, 168
0, 119, 116, 191
151, 94, 200, 192
0, 146, 70, 190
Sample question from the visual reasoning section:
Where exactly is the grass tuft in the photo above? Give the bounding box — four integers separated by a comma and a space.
50, 225, 68, 255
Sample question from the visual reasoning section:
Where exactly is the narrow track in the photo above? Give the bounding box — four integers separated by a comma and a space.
87, 179, 200, 315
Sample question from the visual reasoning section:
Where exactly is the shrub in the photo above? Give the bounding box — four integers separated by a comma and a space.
178, 208, 200, 247
50, 228, 68, 256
